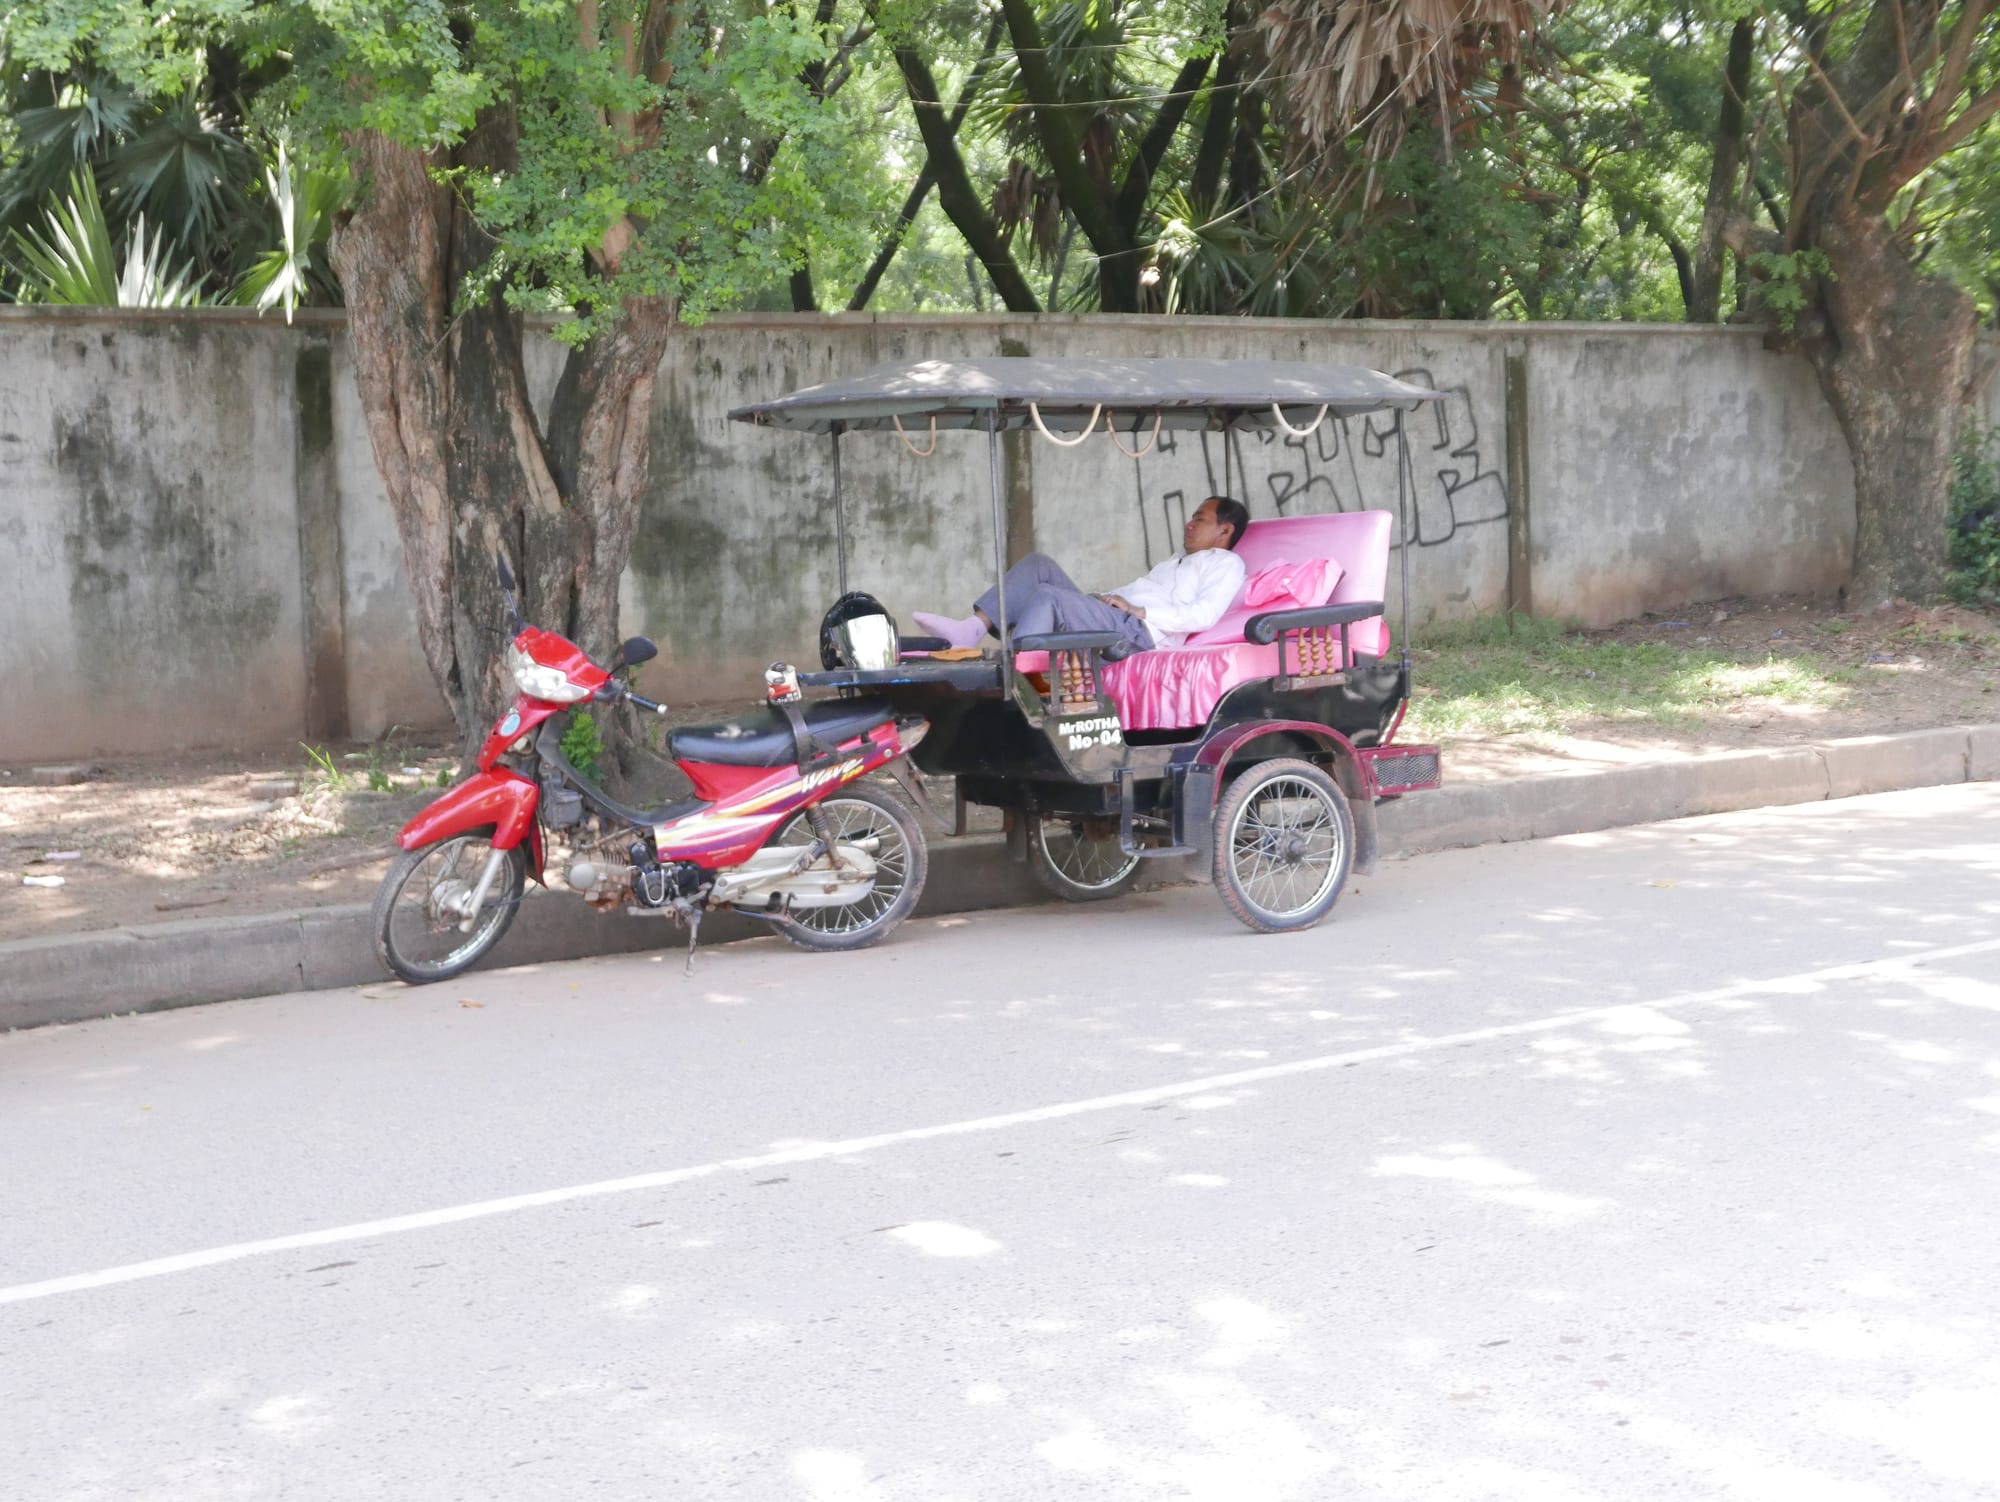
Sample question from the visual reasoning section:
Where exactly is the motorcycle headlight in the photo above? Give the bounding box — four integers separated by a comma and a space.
507, 643, 592, 703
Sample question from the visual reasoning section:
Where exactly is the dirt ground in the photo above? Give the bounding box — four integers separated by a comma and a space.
7, 596, 1999, 943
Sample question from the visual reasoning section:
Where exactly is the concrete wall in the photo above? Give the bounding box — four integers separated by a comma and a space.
1, 315, 310, 757
2, 308, 1992, 762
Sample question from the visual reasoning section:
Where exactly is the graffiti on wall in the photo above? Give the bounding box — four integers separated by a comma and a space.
1127, 368, 1511, 566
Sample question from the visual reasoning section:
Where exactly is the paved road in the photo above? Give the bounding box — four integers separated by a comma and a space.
6, 784, 2000, 1501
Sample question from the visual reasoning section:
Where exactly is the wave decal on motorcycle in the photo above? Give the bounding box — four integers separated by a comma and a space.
729, 757, 867, 816
653, 759, 870, 850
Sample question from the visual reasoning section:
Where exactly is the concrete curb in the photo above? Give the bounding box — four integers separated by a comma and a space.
7, 725, 1995, 1031
1375, 725, 1985, 853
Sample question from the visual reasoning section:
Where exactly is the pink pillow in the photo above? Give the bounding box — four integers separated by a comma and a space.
1241, 557, 1341, 610
1183, 557, 1346, 646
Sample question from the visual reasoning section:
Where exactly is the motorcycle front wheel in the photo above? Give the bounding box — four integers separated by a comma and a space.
770, 784, 928, 952
372, 835, 527, 984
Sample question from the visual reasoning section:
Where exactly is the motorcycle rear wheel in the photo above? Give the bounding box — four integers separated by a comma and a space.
770, 784, 928, 952
373, 835, 527, 984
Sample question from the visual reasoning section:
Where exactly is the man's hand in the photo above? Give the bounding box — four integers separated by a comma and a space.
1100, 594, 1144, 620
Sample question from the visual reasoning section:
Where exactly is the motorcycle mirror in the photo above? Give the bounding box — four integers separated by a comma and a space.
619, 636, 658, 668
496, 554, 516, 593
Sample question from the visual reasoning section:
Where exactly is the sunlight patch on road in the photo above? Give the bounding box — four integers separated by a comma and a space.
791, 1448, 886, 1502
1372, 1148, 1611, 1222
600, 1284, 659, 1316
1373, 1150, 1534, 1187
1744, 1310, 1972, 1361
1823, 1383, 2000, 1485
884, 1221, 1000, 1257
1196, 1297, 1285, 1369
247, 1392, 331, 1437
1594, 1006, 1691, 1036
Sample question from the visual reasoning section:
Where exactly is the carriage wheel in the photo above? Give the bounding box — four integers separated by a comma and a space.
1212, 758, 1354, 933
1026, 815, 1143, 902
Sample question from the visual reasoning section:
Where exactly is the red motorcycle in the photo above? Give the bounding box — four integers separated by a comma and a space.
371, 558, 930, 983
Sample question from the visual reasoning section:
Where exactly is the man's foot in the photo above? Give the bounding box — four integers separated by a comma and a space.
912, 610, 986, 649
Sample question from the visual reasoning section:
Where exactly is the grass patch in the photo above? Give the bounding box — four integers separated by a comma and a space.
1404, 614, 1855, 740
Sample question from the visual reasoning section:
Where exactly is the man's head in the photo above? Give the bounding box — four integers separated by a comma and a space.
1184, 495, 1250, 553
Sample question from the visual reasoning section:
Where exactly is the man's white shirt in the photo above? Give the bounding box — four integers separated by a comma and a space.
1113, 548, 1247, 647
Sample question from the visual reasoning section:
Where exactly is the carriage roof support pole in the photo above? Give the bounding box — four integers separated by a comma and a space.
1395, 407, 1412, 668
830, 424, 848, 594
986, 409, 1009, 647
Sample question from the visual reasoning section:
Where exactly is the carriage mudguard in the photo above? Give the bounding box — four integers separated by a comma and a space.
397, 768, 546, 878
1177, 720, 1378, 879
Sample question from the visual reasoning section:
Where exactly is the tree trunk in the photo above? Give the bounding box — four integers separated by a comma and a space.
1227, 88, 1266, 212
1806, 208, 1981, 603
1190, 4, 1245, 209
1689, 17, 1755, 324
331, 121, 675, 754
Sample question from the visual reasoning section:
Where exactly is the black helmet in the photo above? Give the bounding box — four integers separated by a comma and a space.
819, 591, 900, 670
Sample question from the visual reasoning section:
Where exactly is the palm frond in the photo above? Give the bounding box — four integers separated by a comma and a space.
102, 101, 251, 247
0, 74, 143, 240
1255, 0, 1559, 173
9, 170, 120, 304
116, 213, 204, 307
229, 143, 345, 321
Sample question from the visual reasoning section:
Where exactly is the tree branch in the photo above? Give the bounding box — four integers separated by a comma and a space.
610, 17, 638, 138
892, 41, 1040, 312
1918, 0, 1994, 146
640, 0, 685, 86
849, 15, 1004, 311
1113, 52, 1212, 239
1903, 80, 2000, 182
742, 1, 856, 190
997, 0, 1138, 308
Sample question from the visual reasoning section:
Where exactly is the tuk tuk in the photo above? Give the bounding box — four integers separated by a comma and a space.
728, 357, 1445, 933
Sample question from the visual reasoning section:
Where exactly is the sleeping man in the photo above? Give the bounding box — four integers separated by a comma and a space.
914, 495, 1250, 656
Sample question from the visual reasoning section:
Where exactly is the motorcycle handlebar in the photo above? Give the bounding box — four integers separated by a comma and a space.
594, 680, 667, 715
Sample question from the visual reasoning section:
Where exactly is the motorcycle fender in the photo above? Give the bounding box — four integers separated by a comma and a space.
398, 769, 544, 878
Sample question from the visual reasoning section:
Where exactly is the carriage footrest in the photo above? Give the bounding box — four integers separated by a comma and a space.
1358, 743, 1442, 794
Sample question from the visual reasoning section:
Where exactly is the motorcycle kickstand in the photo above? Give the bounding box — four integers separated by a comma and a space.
683, 904, 702, 978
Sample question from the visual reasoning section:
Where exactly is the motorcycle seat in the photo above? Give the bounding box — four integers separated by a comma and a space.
669, 697, 894, 769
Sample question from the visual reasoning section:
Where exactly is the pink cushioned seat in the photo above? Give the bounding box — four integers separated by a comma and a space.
1017, 511, 1394, 733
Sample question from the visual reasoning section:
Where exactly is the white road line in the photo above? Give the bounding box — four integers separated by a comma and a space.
8, 934, 2000, 1308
